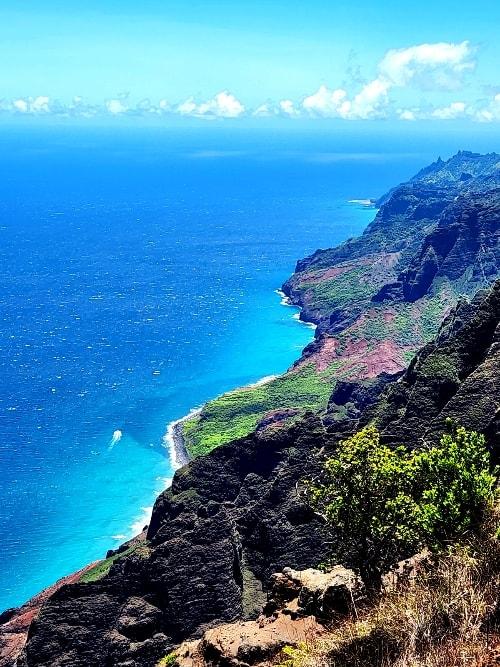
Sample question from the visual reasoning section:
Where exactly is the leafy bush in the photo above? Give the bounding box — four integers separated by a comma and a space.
307, 424, 496, 585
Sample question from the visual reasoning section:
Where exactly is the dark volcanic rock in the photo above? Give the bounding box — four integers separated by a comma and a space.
361, 281, 500, 457
20, 416, 329, 667
324, 372, 402, 431
399, 188, 500, 302
23, 277, 500, 665
287, 153, 499, 324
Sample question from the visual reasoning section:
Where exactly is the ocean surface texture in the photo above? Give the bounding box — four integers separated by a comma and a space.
0, 127, 431, 611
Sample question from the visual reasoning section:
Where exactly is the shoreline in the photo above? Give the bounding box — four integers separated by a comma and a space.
164, 288, 316, 471
163, 407, 202, 470
275, 289, 318, 330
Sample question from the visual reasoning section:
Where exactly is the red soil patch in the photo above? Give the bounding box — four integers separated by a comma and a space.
299, 255, 376, 286
357, 339, 407, 378
343, 338, 369, 357
311, 336, 338, 372
300, 265, 351, 285
383, 310, 396, 323
340, 338, 406, 380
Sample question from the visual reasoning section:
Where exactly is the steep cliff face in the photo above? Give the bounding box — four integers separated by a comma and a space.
286, 152, 500, 332
282, 153, 499, 405
364, 284, 500, 456
374, 188, 500, 303
17, 417, 329, 667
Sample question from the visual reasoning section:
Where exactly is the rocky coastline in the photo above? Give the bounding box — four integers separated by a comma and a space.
165, 411, 200, 470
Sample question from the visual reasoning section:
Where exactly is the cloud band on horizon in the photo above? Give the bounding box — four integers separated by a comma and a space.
2, 41, 498, 123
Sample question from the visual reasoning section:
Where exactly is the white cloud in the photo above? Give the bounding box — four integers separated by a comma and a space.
279, 99, 300, 117
0, 41, 492, 124
177, 97, 198, 115
253, 102, 274, 117
252, 100, 301, 117
177, 91, 245, 118
398, 109, 417, 121
11, 96, 51, 114
31, 96, 51, 113
474, 94, 500, 122
378, 41, 474, 89
105, 99, 128, 114
349, 78, 391, 119
397, 102, 469, 121
12, 98, 29, 113
303, 85, 349, 117
431, 101, 467, 119
199, 91, 245, 117
302, 41, 476, 120
302, 80, 389, 120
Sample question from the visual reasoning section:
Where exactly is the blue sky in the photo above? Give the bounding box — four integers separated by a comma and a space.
1, 0, 499, 122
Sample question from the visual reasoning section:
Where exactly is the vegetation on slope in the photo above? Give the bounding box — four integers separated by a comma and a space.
307, 424, 497, 585
182, 284, 457, 458
183, 364, 332, 457
79, 546, 138, 583
181, 153, 499, 459
278, 424, 499, 667
276, 537, 500, 666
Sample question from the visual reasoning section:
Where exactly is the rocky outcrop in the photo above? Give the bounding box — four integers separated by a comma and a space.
175, 614, 321, 667
266, 566, 365, 619
373, 187, 500, 303
325, 372, 401, 431
174, 564, 362, 667
0, 563, 100, 667
363, 283, 500, 457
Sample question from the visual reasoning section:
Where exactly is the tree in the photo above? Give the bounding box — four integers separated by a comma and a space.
307, 425, 496, 588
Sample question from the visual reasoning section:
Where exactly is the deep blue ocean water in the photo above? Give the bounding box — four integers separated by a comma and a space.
0, 125, 438, 611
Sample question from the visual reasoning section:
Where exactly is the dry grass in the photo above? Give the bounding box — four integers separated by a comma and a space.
275, 513, 500, 667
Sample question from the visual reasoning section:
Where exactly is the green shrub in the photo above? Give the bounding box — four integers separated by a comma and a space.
156, 653, 178, 667
307, 424, 496, 586
80, 546, 136, 583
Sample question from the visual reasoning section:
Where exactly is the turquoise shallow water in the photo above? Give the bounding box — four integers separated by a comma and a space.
0, 126, 431, 611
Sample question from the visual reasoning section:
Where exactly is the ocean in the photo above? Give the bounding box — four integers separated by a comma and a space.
0, 124, 437, 611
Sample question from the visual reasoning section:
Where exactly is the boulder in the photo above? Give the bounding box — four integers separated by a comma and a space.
267, 566, 365, 619
198, 614, 320, 667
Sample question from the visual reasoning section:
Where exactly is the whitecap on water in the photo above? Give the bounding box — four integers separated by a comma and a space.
108, 429, 123, 450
